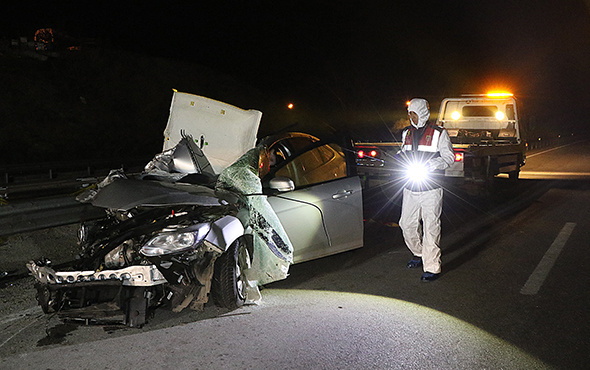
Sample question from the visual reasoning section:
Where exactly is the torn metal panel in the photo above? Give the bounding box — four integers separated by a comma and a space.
88, 179, 223, 211
143, 133, 216, 180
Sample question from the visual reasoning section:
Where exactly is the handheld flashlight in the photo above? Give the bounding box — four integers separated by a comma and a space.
405, 161, 431, 185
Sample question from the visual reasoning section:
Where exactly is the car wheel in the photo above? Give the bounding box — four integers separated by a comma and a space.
212, 238, 248, 309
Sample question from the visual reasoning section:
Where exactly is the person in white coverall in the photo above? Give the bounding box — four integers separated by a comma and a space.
398, 98, 455, 282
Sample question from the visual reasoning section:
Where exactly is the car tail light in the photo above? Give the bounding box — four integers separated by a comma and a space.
357, 149, 379, 159
454, 152, 464, 162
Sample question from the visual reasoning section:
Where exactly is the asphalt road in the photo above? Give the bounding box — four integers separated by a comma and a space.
1, 141, 589, 369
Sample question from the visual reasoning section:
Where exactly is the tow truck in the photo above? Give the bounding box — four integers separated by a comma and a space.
354, 92, 526, 192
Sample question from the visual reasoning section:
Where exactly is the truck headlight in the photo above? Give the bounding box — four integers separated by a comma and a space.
140, 223, 211, 256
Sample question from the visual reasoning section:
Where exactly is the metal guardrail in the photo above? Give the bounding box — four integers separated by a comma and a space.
0, 195, 105, 237
1, 177, 99, 201
0, 159, 148, 187
0, 160, 146, 236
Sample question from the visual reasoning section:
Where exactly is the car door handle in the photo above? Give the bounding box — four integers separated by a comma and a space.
332, 190, 353, 199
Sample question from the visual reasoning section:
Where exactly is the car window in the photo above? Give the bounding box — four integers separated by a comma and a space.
267, 135, 319, 171
283, 137, 318, 154
275, 143, 347, 187
270, 137, 317, 163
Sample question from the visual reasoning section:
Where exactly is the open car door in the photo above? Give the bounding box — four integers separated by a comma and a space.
265, 142, 364, 263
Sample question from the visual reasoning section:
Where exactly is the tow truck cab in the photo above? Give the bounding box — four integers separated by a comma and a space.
437, 92, 526, 181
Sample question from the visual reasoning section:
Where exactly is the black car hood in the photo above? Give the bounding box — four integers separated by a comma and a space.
91, 178, 223, 211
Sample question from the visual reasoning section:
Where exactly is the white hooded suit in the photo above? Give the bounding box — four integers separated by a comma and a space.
399, 98, 454, 274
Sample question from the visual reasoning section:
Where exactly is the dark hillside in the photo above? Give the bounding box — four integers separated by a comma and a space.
0, 46, 309, 166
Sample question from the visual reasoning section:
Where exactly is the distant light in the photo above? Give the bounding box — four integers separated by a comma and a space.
287, 103, 294, 109
406, 100, 411, 107
495, 111, 505, 120
486, 91, 513, 98
451, 111, 461, 120
357, 150, 365, 158
369, 150, 378, 157
454, 152, 464, 162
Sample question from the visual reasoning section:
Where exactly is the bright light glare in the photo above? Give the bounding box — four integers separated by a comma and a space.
287, 103, 294, 109
369, 150, 377, 157
406, 161, 430, 183
357, 150, 365, 158
260, 289, 548, 370
495, 111, 505, 120
454, 152, 464, 162
451, 111, 461, 120
486, 91, 513, 98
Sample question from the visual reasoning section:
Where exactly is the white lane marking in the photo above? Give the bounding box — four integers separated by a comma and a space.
526, 141, 580, 158
498, 171, 590, 179
520, 171, 590, 176
521, 222, 576, 295
0, 306, 42, 326
0, 314, 43, 349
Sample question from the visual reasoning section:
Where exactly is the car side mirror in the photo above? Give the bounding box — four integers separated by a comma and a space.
269, 176, 295, 192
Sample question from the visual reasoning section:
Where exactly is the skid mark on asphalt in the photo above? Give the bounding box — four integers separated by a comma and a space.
520, 222, 576, 295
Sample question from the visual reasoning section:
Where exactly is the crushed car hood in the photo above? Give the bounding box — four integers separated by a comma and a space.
90, 178, 223, 211
162, 91, 262, 174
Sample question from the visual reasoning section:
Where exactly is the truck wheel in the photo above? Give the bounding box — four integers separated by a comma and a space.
212, 238, 248, 309
481, 157, 499, 196
482, 171, 497, 196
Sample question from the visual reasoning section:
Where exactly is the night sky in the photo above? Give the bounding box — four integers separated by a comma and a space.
4, 0, 590, 139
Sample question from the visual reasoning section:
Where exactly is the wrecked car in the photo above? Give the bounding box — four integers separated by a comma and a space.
27, 92, 364, 327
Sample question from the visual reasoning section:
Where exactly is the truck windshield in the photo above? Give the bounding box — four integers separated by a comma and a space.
462, 105, 498, 117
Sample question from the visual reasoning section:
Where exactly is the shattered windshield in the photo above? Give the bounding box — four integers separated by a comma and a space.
216, 146, 293, 285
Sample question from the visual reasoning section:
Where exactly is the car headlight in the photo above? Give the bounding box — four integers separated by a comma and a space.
140, 223, 211, 257
405, 161, 430, 184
